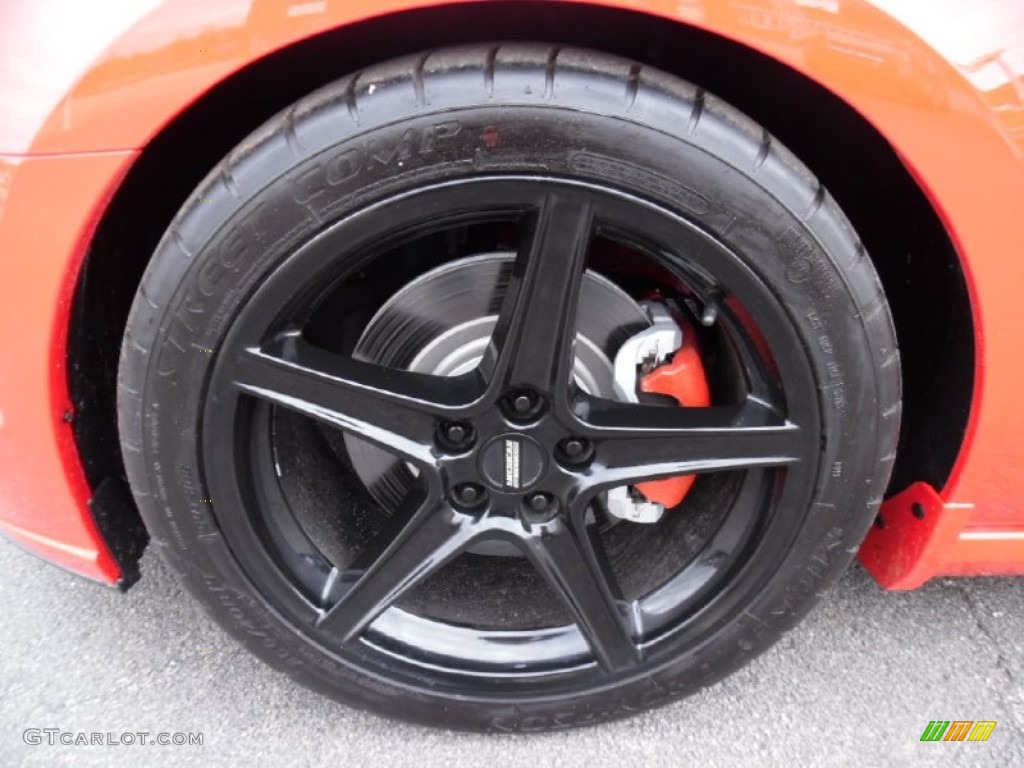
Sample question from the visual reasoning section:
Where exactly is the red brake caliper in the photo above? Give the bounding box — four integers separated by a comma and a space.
635, 316, 711, 508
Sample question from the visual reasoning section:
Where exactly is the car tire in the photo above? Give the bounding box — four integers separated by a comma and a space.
118, 44, 901, 731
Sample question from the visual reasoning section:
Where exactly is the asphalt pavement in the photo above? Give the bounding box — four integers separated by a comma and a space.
0, 537, 1020, 767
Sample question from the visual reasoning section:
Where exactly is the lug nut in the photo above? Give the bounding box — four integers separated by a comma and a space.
557, 437, 593, 465
453, 483, 486, 508
440, 421, 473, 449
504, 390, 541, 420
561, 439, 585, 457
526, 492, 552, 512
522, 492, 558, 522
513, 394, 534, 413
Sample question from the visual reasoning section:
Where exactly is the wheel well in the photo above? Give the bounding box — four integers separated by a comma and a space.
69, 1, 974, 575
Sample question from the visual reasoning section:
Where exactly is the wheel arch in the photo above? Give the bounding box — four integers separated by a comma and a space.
66, 1, 975, 582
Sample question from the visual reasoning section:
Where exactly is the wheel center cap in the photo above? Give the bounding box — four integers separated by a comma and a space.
478, 434, 547, 492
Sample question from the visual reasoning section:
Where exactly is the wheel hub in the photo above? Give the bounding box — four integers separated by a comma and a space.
436, 394, 590, 519
345, 251, 650, 512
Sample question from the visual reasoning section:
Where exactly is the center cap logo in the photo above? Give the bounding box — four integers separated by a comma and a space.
504, 439, 521, 488
479, 434, 546, 491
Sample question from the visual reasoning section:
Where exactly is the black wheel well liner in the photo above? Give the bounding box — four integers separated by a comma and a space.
69, 0, 974, 585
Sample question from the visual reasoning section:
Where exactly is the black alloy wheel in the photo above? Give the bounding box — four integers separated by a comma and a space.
118, 45, 901, 730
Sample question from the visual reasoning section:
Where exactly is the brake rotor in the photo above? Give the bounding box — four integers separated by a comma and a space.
345, 252, 650, 511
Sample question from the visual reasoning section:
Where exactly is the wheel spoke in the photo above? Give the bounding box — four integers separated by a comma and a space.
518, 515, 640, 673
231, 335, 481, 466
717, 300, 781, 403
485, 193, 594, 399
317, 487, 480, 642
578, 397, 803, 490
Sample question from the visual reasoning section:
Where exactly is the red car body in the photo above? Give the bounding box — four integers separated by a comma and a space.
1, 0, 1022, 590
